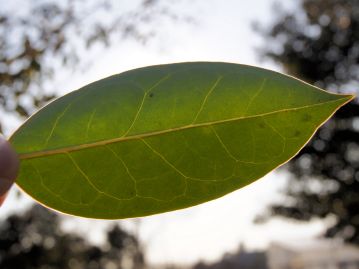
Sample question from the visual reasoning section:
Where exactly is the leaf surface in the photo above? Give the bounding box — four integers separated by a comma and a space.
10, 62, 354, 219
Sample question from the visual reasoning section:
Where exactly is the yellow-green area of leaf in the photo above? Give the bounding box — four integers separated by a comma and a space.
10, 62, 355, 219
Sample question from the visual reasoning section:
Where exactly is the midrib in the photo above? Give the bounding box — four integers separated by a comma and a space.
18, 97, 352, 160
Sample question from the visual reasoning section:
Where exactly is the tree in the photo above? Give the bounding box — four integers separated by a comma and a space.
257, 0, 359, 244
0, 205, 145, 269
0, 0, 184, 133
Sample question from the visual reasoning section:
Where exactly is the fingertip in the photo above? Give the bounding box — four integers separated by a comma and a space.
0, 177, 13, 197
0, 136, 19, 196
0, 193, 7, 206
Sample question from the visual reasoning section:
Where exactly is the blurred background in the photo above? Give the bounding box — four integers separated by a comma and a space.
1, 0, 359, 268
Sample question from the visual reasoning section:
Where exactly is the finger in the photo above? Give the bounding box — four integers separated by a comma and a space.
0, 194, 6, 205
0, 136, 20, 203
0, 183, 10, 206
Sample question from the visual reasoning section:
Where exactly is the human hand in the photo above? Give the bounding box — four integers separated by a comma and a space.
0, 136, 19, 206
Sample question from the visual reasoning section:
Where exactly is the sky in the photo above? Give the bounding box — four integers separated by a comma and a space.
1, 0, 333, 266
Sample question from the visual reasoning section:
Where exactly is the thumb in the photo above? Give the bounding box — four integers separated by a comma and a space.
0, 136, 19, 205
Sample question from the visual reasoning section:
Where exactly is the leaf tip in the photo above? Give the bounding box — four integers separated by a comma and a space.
336, 93, 356, 106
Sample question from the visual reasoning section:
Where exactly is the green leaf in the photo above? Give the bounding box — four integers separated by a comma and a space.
10, 62, 354, 219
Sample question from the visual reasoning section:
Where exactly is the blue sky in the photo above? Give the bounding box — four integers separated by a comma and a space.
2, 0, 332, 266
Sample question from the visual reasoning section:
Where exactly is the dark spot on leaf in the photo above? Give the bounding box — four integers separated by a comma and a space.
294, 130, 301, 137
149, 93, 154, 98
258, 122, 265, 129
302, 114, 312, 122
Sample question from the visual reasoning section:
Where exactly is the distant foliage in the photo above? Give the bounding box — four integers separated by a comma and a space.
192, 246, 267, 269
0, 205, 145, 269
0, 0, 183, 133
257, 0, 359, 244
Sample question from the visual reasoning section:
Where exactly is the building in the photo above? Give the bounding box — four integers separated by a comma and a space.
268, 240, 359, 269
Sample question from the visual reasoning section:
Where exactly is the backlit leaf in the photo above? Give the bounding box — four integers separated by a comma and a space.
10, 62, 354, 219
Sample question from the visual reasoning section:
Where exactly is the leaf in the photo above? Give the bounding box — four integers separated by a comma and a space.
10, 62, 354, 219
